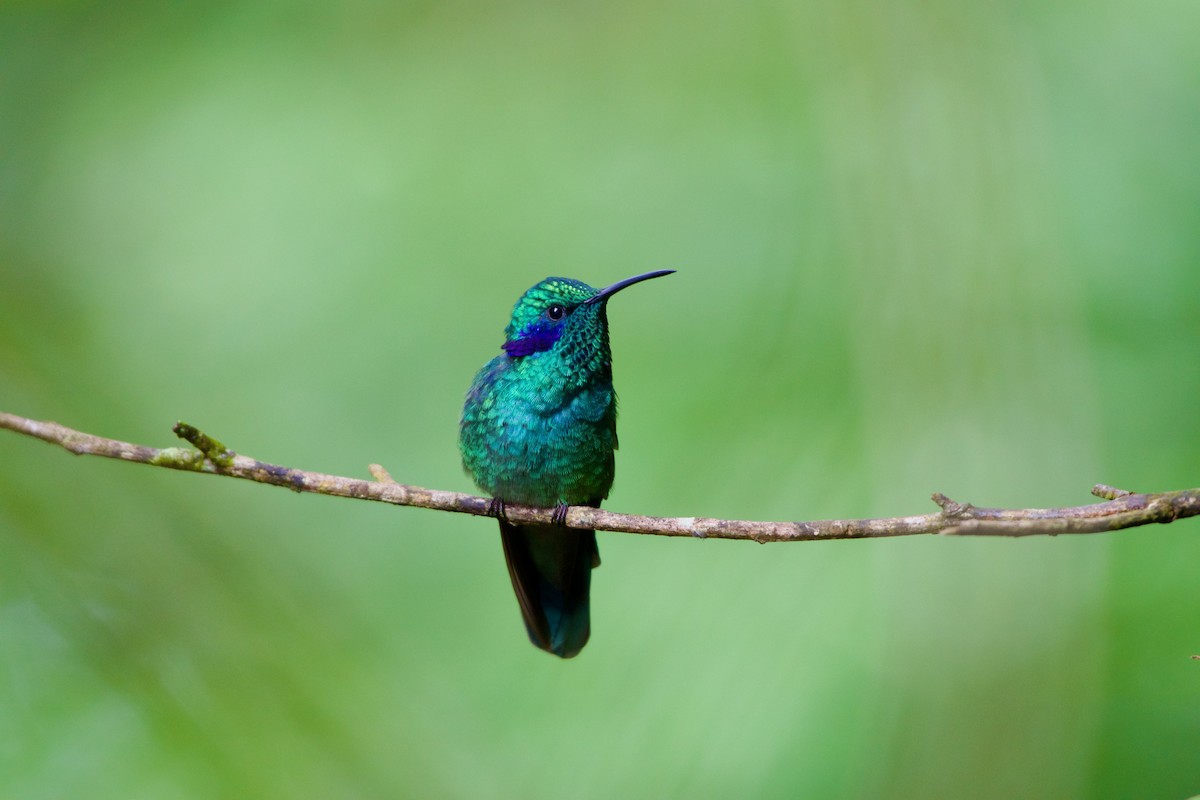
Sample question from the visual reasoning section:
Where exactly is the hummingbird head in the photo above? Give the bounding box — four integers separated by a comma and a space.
502, 270, 674, 360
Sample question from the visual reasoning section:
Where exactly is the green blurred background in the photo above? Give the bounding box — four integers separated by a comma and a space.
2, 1, 1198, 797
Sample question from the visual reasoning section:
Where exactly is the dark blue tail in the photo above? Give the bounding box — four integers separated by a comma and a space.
500, 521, 599, 658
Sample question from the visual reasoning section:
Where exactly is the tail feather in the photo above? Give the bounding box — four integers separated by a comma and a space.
500, 521, 598, 659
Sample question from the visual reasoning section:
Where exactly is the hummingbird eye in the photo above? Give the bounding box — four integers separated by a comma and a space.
546, 304, 566, 321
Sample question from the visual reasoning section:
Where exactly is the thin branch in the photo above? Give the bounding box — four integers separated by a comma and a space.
2, 410, 1197, 542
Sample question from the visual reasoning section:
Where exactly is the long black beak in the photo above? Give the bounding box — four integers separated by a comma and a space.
584, 269, 675, 305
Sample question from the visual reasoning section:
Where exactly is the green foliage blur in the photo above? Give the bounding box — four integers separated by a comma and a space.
2, 2, 1198, 797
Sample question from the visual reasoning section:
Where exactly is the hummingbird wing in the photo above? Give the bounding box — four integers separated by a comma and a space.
499, 519, 598, 659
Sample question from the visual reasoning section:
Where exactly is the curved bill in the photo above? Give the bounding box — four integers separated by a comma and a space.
584, 269, 676, 305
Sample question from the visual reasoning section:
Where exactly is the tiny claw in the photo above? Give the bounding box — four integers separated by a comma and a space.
487, 497, 509, 522
552, 503, 570, 526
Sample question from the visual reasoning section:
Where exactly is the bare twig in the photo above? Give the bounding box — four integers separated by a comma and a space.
2, 410, 1197, 542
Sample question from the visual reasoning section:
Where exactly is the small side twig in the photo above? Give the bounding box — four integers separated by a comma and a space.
172, 422, 234, 467
1092, 484, 1134, 500
2, 410, 1197, 542
368, 464, 396, 483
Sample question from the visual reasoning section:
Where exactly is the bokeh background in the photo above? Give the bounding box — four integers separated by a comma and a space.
2, 2, 1198, 797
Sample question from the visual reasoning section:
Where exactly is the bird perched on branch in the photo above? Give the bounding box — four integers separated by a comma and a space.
460, 270, 674, 658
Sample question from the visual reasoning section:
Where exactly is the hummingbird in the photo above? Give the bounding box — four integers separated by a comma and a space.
459, 270, 674, 658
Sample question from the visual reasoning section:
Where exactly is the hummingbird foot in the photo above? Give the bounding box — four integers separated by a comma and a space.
552, 503, 570, 527
487, 496, 509, 522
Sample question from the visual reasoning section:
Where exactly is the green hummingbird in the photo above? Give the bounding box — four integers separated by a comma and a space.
459, 270, 674, 658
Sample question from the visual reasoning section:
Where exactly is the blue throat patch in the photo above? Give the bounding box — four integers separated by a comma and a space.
502, 322, 563, 357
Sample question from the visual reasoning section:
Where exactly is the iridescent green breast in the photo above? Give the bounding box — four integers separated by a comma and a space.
460, 352, 616, 507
